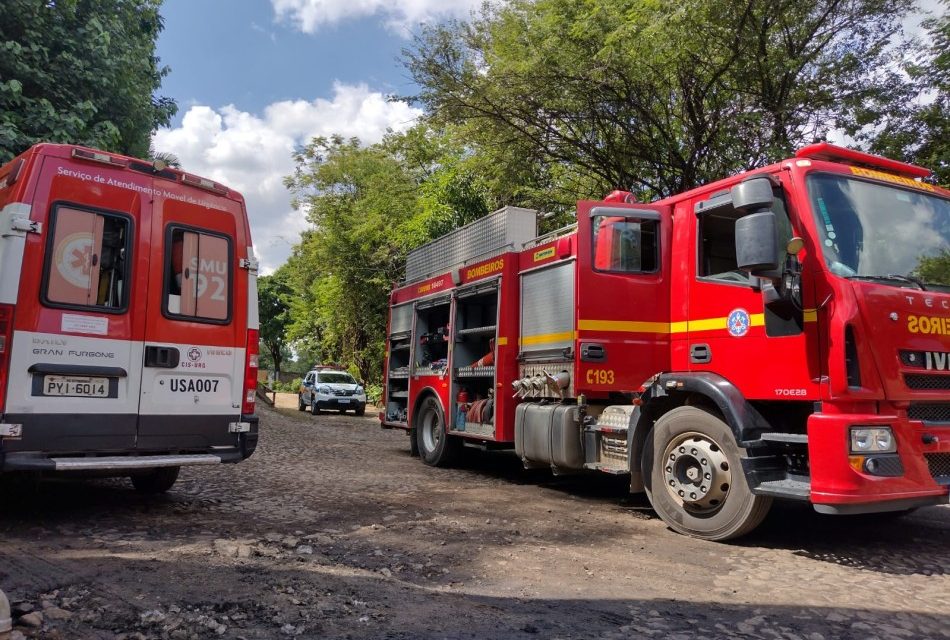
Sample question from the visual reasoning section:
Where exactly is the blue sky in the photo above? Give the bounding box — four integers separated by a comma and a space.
157, 1, 414, 125
152, 0, 942, 274
153, 0, 483, 273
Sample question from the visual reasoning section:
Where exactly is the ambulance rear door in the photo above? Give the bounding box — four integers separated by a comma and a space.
137, 184, 245, 452
3, 148, 146, 454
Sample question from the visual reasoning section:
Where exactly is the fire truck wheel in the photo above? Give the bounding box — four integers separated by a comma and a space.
642, 406, 772, 541
415, 395, 461, 466
298, 394, 307, 411
310, 399, 321, 416
130, 466, 180, 494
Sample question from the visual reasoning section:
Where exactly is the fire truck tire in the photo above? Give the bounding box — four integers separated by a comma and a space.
642, 406, 772, 541
131, 466, 180, 494
310, 399, 321, 416
298, 394, 307, 411
415, 395, 461, 467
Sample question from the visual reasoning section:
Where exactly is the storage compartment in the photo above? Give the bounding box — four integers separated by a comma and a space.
414, 298, 451, 376
451, 286, 499, 436
384, 332, 411, 424
384, 301, 415, 424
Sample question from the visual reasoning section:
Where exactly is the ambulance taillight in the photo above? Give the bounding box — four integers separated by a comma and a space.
242, 329, 259, 415
0, 304, 14, 414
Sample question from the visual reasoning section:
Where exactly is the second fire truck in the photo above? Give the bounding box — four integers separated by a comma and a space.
380, 143, 950, 540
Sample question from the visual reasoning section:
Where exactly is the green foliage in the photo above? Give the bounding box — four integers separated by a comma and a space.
258, 272, 294, 376
864, 2, 949, 185
0, 0, 177, 163
363, 382, 383, 407
281, 128, 495, 384
269, 377, 303, 393
403, 0, 918, 201
913, 249, 950, 285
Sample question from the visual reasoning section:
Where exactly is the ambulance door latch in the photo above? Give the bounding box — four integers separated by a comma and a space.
6, 216, 42, 236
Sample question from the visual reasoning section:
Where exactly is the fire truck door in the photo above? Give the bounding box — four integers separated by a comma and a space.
576, 202, 671, 393
688, 189, 818, 400
137, 194, 241, 451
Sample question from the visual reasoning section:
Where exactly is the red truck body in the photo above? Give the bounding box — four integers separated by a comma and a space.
381, 144, 950, 540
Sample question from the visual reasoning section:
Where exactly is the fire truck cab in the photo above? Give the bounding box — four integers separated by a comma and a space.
382, 144, 950, 540
0, 144, 260, 493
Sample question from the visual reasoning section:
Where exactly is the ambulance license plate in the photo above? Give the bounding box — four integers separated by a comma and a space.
44, 375, 109, 398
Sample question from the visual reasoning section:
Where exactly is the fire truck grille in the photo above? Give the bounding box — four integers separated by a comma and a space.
925, 453, 950, 482
904, 374, 950, 390
907, 403, 950, 423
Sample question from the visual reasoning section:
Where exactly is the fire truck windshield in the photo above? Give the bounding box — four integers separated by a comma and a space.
807, 173, 950, 289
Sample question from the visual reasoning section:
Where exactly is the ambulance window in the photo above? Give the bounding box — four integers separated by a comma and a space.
43, 206, 130, 312
165, 227, 231, 322
592, 216, 658, 273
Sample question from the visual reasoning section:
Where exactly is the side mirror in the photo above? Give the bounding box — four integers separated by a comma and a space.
735, 211, 779, 274
731, 178, 774, 213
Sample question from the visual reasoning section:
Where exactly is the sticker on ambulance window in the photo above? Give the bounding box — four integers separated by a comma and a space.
45, 206, 129, 311
166, 228, 231, 322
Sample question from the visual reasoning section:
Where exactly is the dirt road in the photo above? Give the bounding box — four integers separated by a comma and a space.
1, 398, 948, 639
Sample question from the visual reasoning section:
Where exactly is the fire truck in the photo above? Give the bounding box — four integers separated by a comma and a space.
0, 143, 260, 493
380, 143, 950, 540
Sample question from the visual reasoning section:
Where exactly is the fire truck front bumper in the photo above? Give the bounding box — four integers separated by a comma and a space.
807, 412, 950, 514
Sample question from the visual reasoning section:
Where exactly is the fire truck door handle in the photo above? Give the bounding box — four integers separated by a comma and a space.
144, 346, 180, 368
690, 344, 711, 364
580, 343, 606, 362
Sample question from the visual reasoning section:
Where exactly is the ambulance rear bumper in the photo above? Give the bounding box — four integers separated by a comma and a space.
0, 453, 223, 471
0, 411, 259, 470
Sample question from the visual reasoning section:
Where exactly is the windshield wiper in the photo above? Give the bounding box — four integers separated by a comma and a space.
847, 274, 927, 290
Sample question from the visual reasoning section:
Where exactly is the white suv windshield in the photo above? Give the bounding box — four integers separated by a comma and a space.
317, 372, 356, 384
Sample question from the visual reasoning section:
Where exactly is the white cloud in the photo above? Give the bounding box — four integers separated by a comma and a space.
152, 83, 421, 273
271, 0, 484, 35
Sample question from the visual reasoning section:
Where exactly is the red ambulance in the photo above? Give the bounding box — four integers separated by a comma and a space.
0, 144, 260, 493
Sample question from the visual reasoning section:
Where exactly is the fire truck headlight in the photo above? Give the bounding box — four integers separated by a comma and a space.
849, 427, 896, 454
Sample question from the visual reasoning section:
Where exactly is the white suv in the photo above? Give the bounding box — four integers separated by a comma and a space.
298, 368, 367, 416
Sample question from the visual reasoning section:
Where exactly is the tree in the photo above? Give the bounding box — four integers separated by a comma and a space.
282, 127, 498, 383
864, 1, 949, 184
283, 135, 421, 384
0, 0, 177, 164
403, 0, 918, 203
257, 271, 293, 379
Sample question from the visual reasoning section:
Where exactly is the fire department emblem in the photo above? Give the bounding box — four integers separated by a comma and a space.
727, 308, 750, 337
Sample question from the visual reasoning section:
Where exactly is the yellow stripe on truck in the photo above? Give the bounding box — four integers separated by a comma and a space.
520, 331, 576, 346
578, 310, 816, 335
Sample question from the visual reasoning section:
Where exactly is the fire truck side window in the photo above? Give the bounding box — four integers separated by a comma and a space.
164, 227, 232, 322
698, 193, 792, 284
43, 206, 130, 311
592, 216, 658, 273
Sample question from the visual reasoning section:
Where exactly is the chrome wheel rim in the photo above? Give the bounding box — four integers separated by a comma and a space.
661, 431, 732, 513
